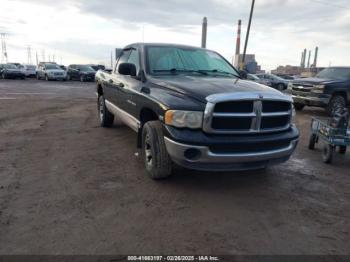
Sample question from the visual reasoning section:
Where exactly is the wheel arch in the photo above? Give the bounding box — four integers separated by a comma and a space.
137, 107, 159, 148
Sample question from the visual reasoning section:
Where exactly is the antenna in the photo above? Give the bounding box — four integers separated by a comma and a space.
1, 33, 8, 63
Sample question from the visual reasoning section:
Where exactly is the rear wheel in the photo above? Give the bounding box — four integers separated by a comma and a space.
294, 103, 305, 111
327, 95, 346, 116
98, 95, 114, 127
142, 121, 172, 179
322, 144, 334, 164
308, 134, 317, 150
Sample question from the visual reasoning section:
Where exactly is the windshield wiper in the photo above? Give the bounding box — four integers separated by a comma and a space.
153, 68, 208, 75
199, 69, 237, 76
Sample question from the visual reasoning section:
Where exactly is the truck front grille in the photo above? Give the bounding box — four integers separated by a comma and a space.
203, 93, 292, 134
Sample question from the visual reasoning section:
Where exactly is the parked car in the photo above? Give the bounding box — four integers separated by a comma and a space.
18, 64, 37, 77
290, 67, 350, 115
256, 73, 289, 90
66, 64, 96, 81
247, 73, 272, 86
95, 43, 299, 179
0, 63, 25, 79
36, 63, 67, 81
275, 74, 295, 80
59, 65, 67, 71
89, 64, 106, 71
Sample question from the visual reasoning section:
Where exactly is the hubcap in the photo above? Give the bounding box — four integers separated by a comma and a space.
145, 134, 153, 167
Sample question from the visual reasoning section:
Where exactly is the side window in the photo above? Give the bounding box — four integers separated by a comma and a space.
127, 49, 140, 73
115, 50, 131, 74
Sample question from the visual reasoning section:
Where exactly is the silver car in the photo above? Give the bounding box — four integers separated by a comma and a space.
36, 63, 66, 81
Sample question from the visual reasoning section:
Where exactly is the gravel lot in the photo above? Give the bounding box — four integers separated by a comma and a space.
0, 79, 349, 255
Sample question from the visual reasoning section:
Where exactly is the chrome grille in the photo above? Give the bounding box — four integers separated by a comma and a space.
203, 92, 293, 134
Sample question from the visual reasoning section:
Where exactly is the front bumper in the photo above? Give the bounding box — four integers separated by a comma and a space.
4, 73, 25, 78
292, 92, 330, 107
163, 126, 299, 171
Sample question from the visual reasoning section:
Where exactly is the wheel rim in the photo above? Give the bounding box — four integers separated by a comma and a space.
99, 97, 104, 121
144, 134, 153, 167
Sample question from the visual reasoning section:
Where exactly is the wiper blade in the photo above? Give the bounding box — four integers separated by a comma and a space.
152, 68, 208, 75
199, 69, 236, 76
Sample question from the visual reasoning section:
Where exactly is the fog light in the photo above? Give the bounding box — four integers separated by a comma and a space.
184, 148, 201, 160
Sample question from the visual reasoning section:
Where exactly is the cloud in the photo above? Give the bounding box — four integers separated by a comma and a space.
2, 0, 350, 69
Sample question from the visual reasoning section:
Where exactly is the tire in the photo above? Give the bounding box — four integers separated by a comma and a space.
80, 75, 85, 82
142, 121, 172, 179
338, 146, 347, 154
98, 95, 114, 127
308, 134, 317, 150
327, 95, 346, 116
45, 75, 49, 81
277, 83, 285, 91
2, 73, 6, 79
322, 144, 334, 164
36, 73, 40, 80
66, 74, 71, 81
294, 103, 305, 111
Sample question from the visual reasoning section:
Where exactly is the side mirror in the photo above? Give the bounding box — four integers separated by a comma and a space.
239, 70, 247, 79
118, 63, 137, 77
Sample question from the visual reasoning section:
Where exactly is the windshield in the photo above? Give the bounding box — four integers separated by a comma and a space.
45, 64, 61, 70
5, 64, 17, 69
316, 68, 350, 80
79, 65, 95, 72
146, 46, 239, 77
270, 74, 285, 81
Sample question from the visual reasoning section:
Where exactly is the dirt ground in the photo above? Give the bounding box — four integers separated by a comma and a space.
0, 79, 349, 255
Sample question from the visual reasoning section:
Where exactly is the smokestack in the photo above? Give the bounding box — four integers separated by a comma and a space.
307, 50, 311, 68
303, 48, 307, 68
201, 17, 207, 48
313, 46, 318, 68
234, 19, 242, 67
300, 51, 304, 68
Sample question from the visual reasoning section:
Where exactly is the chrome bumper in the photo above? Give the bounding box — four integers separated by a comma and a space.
164, 137, 298, 171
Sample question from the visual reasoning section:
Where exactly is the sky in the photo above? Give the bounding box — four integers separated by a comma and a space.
0, 0, 349, 71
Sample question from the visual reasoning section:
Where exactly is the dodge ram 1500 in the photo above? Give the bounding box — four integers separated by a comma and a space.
95, 43, 299, 179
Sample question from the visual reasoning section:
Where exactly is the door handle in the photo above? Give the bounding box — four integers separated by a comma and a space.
117, 82, 124, 88
108, 79, 113, 84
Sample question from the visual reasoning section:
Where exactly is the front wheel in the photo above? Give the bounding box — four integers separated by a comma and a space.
327, 95, 346, 116
277, 83, 285, 91
80, 75, 85, 82
98, 95, 114, 127
45, 75, 49, 81
142, 121, 172, 179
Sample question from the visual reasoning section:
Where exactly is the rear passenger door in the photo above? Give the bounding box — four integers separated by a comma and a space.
104, 49, 131, 108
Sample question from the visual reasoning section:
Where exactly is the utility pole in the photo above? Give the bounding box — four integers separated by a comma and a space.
307, 50, 311, 68
36, 51, 38, 65
201, 17, 207, 48
241, 0, 255, 70
1, 33, 8, 63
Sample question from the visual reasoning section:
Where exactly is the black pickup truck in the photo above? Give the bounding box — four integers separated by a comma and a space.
289, 67, 350, 115
95, 43, 299, 179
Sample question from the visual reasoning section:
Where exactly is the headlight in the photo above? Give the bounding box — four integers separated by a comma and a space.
164, 110, 203, 129
312, 84, 325, 93
291, 105, 296, 123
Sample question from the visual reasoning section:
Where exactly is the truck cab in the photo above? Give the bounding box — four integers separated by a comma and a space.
95, 43, 299, 179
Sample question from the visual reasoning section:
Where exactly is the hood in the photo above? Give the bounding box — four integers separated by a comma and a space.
292, 77, 343, 85
46, 69, 65, 73
5, 68, 22, 73
149, 75, 283, 103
